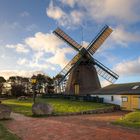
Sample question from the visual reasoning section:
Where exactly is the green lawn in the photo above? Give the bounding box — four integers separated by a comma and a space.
0, 123, 20, 140
113, 111, 140, 129
2, 98, 112, 116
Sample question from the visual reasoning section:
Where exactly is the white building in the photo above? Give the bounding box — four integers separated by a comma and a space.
91, 82, 140, 110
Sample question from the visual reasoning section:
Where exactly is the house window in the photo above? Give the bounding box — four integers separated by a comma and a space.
111, 96, 114, 101
122, 96, 128, 102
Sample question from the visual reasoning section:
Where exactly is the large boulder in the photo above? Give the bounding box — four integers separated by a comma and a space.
32, 103, 53, 116
0, 104, 11, 120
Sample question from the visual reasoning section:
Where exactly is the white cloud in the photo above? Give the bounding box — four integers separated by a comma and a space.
111, 26, 140, 46
46, 1, 84, 27
17, 51, 55, 70
81, 41, 89, 48
25, 32, 63, 53
61, 0, 75, 7
17, 58, 28, 65
1, 22, 21, 30
6, 31, 74, 72
59, 10, 83, 27
60, 0, 140, 23
1, 54, 6, 59
114, 57, 140, 76
70, 10, 83, 25
26, 24, 38, 32
87, 0, 140, 23
47, 0, 140, 50
6, 44, 29, 53
20, 11, 30, 17
47, 1, 65, 20
46, 50, 68, 68
0, 39, 3, 43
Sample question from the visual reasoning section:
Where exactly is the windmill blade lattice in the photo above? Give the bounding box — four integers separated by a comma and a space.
87, 25, 113, 55
57, 53, 82, 84
93, 59, 119, 83
53, 27, 82, 52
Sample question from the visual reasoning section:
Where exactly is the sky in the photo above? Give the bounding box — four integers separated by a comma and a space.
0, 0, 140, 87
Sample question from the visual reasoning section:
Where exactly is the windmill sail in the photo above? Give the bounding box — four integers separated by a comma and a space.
93, 59, 119, 83
57, 53, 82, 84
53, 27, 82, 51
87, 25, 113, 55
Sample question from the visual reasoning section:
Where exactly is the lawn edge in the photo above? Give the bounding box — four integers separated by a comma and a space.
0, 122, 21, 140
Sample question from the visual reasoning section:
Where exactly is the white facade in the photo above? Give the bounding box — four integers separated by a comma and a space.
91, 95, 122, 106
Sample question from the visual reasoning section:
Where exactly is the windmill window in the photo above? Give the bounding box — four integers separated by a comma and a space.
111, 96, 114, 101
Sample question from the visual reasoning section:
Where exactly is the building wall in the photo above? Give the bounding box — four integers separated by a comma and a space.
92, 94, 140, 110
91, 95, 122, 106
121, 95, 140, 110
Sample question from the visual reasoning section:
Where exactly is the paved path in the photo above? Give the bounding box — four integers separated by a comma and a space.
5, 111, 140, 140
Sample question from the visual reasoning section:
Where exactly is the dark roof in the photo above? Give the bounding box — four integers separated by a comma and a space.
91, 82, 140, 95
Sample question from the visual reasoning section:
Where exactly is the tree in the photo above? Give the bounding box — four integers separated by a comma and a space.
8, 76, 30, 93
0, 83, 3, 95
36, 74, 47, 94
0, 76, 6, 83
53, 74, 65, 93
11, 84, 25, 97
54, 74, 64, 80
46, 76, 54, 94
32, 74, 54, 94
9, 76, 16, 82
0, 76, 6, 95
21, 77, 30, 94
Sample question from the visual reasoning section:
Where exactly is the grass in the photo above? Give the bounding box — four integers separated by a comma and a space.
2, 98, 112, 116
113, 111, 140, 129
0, 122, 20, 140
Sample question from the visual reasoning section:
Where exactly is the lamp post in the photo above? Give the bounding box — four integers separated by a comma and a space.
31, 75, 37, 103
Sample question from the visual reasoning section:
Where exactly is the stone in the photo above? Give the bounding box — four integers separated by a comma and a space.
0, 104, 11, 120
32, 103, 53, 116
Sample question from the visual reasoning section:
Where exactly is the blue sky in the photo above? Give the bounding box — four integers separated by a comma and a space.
0, 0, 140, 86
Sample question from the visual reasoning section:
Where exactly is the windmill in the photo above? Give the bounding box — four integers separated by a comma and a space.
53, 25, 119, 95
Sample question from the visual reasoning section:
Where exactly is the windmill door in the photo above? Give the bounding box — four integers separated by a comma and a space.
74, 84, 79, 95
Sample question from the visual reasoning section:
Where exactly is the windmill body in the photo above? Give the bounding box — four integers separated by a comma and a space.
65, 56, 101, 95
53, 25, 119, 95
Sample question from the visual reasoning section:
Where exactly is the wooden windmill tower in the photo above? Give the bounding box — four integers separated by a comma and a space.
53, 25, 119, 95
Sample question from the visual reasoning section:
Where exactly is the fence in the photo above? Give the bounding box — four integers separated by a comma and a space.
42, 94, 104, 103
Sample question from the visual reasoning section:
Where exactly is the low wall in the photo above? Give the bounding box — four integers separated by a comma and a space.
50, 105, 121, 116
